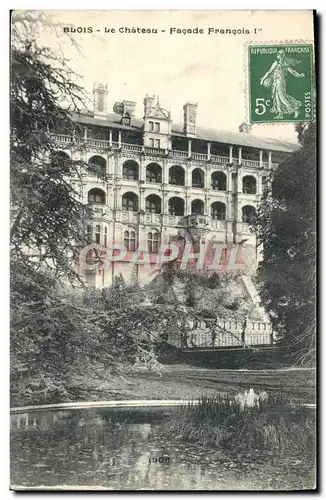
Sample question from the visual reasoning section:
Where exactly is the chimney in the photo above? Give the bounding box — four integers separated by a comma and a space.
113, 100, 136, 118
183, 102, 197, 136
143, 95, 156, 117
93, 83, 108, 118
239, 122, 252, 133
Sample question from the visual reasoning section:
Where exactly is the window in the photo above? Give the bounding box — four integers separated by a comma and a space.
168, 197, 184, 216
155, 139, 160, 149
155, 122, 160, 132
242, 205, 256, 223
211, 172, 227, 191
149, 138, 154, 148
211, 202, 226, 221
87, 225, 93, 243
95, 225, 101, 244
146, 195, 161, 214
88, 188, 105, 204
122, 192, 138, 212
169, 166, 185, 186
104, 226, 108, 246
192, 168, 204, 188
191, 199, 204, 215
123, 160, 139, 180
242, 176, 257, 194
88, 155, 106, 176
122, 113, 131, 126
148, 232, 159, 253
124, 230, 136, 251
146, 163, 162, 183
149, 121, 154, 131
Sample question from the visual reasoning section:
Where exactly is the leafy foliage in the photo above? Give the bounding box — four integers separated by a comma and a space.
253, 123, 316, 365
10, 12, 90, 282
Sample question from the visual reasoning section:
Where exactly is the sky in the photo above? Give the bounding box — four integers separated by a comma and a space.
33, 10, 314, 142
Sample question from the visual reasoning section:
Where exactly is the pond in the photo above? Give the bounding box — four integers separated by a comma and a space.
10, 408, 315, 491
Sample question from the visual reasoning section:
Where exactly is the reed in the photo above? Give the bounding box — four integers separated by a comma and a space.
163, 393, 315, 455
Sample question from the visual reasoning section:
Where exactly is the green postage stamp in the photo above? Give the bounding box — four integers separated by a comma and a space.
248, 44, 314, 123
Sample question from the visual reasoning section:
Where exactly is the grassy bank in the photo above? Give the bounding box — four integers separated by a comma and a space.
11, 363, 316, 408
161, 395, 316, 457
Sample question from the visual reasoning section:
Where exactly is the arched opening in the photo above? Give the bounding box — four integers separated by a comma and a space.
87, 224, 93, 243
124, 230, 137, 251
192, 168, 205, 188
211, 171, 227, 191
88, 155, 106, 175
242, 205, 256, 223
148, 231, 159, 253
169, 165, 185, 186
191, 199, 204, 215
211, 202, 226, 221
122, 192, 139, 212
95, 224, 101, 244
146, 163, 162, 183
88, 188, 106, 205
168, 197, 185, 216
50, 150, 70, 172
123, 160, 139, 181
146, 194, 161, 214
242, 175, 257, 194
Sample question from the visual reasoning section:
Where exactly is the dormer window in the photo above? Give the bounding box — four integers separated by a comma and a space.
121, 113, 131, 126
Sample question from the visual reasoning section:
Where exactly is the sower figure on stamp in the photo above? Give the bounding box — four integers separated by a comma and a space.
260, 49, 305, 119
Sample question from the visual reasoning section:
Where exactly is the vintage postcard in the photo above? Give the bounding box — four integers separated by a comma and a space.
10, 10, 316, 491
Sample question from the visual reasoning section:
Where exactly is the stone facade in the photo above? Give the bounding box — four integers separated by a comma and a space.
53, 86, 297, 288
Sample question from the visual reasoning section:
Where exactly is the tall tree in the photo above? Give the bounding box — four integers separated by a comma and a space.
10, 11, 91, 281
253, 122, 316, 365
10, 12, 95, 404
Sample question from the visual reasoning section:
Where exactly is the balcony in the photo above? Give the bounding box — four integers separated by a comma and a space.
87, 204, 112, 219
52, 134, 278, 169
210, 219, 227, 231
115, 210, 139, 224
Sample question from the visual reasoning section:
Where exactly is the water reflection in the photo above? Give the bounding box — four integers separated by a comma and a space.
10, 409, 315, 490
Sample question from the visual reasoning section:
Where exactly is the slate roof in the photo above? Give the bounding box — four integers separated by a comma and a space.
72, 111, 299, 154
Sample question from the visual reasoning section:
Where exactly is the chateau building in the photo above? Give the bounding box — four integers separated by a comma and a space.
52, 83, 298, 288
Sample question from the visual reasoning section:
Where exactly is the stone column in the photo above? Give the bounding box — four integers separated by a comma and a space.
207, 142, 211, 161
205, 168, 211, 190
186, 192, 192, 216
118, 131, 122, 149
204, 195, 210, 215
139, 157, 145, 182
188, 139, 192, 158
163, 161, 169, 184
257, 174, 263, 197
259, 150, 263, 168
109, 129, 112, 147
227, 195, 233, 221
268, 151, 272, 168
116, 156, 123, 179
140, 187, 146, 212
238, 147, 242, 165
115, 185, 122, 210
186, 167, 192, 188
227, 171, 233, 192
162, 191, 169, 214
108, 153, 114, 176
229, 145, 233, 164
